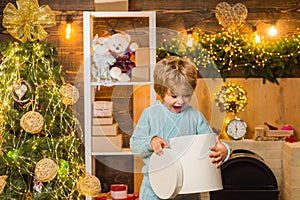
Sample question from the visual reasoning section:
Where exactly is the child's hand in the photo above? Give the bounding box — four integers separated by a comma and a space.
151, 136, 168, 156
209, 137, 228, 168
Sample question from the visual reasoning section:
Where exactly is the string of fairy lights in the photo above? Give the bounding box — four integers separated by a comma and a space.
0, 22, 101, 196
0, 41, 89, 198
157, 28, 300, 84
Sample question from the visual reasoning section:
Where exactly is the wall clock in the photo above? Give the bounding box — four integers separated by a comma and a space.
226, 117, 247, 139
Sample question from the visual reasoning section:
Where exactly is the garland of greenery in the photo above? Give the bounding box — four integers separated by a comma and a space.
157, 30, 300, 84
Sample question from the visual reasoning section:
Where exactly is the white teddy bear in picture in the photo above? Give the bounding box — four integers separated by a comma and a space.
91, 34, 116, 82
108, 33, 139, 82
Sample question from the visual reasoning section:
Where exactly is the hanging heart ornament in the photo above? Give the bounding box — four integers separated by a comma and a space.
11, 79, 32, 103
14, 83, 27, 99
215, 2, 248, 30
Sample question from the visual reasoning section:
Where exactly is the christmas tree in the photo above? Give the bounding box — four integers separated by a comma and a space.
0, 0, 101, 199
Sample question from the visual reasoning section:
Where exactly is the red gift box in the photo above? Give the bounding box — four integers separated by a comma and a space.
95, 194, 134, 200
110, 184, 128, 199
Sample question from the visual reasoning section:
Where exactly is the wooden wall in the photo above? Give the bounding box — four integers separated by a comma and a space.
194, 78, 300, 139
129, 0, 300, 35
2, 0, 300, 81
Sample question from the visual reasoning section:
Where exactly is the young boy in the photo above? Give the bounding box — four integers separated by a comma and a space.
130, 56, 230, 200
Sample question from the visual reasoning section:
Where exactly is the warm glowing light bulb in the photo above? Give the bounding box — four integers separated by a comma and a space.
65, 15, 73, 40
254, 32, 261, 43
66, 23, 72, 40
268, 25, 277, 37
187, 34, 194, 47
186, 28, 194, 47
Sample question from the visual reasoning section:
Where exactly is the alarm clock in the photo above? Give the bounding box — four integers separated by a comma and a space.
226, 117, 247, 139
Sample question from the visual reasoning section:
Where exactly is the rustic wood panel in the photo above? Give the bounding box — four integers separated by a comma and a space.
133, 156, 143, 193
0, 0, 15, 11
133, 85, 150, 124
129, 0, 300, 35
132, 85, 150, 193
129, 0, 300, 11
0, 0, 94, 11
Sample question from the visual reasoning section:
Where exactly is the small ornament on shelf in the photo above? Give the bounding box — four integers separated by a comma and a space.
265, 124, 295, 140
285, 134, 298, 143
254, 123, 295, 141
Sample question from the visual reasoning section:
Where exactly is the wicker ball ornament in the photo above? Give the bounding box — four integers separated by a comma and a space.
59, 84, 79, 105
34, 158, 58, 182
20, 111, 44, 134
77, 174, 101, 197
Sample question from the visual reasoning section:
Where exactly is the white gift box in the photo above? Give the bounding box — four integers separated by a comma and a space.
93, 101, 113, 117
92, 123, 118, 136
92, 117, 114, 125
92, 134, 122, 152
131, 47, 150, 82
149, 134, 223, 199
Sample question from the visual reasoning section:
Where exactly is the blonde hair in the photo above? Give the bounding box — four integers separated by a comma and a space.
154, 56, 198, 99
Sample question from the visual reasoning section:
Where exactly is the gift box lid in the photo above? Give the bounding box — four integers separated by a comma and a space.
110, 184, 128, 191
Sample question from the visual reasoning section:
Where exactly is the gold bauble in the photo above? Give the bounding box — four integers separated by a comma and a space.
20, 111, 44, 134
34, 158, 58, 182
59, 84, 80, 105
77, 174, 101, 197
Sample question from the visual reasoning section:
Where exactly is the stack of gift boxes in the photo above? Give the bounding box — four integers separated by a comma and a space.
92, 101, 123, 152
